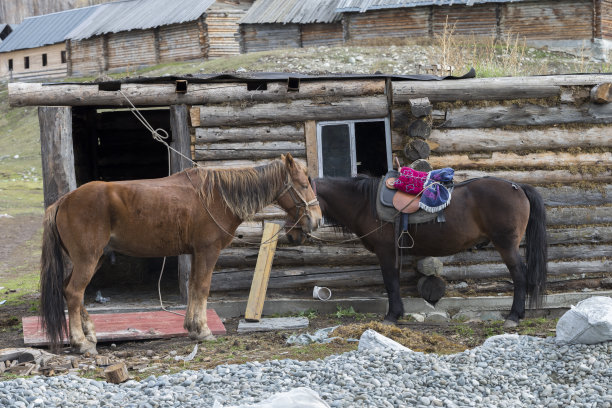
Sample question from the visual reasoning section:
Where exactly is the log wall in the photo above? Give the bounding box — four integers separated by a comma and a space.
187, 75, 612, 295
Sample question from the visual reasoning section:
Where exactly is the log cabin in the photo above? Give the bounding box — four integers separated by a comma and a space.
7, 72, 612, 309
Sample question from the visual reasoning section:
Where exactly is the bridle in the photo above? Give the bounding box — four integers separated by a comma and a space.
276, 172, 319, 228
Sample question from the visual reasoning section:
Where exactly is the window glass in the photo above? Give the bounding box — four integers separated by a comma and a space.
61, 51, 67, 64
320, 124, 351, 177
8, 59, 13, 71
24, 56, 30, 69
42, 53, 48, 66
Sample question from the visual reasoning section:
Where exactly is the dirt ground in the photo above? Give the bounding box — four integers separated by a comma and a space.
0, 214, 558, 381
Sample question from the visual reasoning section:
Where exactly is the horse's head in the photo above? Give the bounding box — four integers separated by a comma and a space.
276, 154, 322, 235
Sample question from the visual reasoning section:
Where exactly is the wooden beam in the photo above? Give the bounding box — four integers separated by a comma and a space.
196, 96, 389, 127
38, 106, 77, 208
392, 74, 612, 103
429, 152, 612, 168
428, 126, 612, 153
244, 222, 281, 322
304, 120, 318, 178
170, 104, 193, 303
591, 83, 612, 104
8, 80, 385, 107
436, 103, 612, 129
195, 125, 304, 143
453, 169, 612, 184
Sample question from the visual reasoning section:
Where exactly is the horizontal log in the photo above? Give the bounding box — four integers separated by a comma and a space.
195, 125, 304, 143
195, 158, 307, 169
436, 103, 612, 128
392, 74, 612, 103
232, 222, 612, 249
428, 127, 612, 153
429, 152, 611, 169
216, 245, 377, 268
210, 264, 411, 292
196, 95, 389, 127
547, 206, 612, 226
8, 80, 386, 107
536, 185, 612, 206
216, 243, 610, 270
454, 169, 612, 184
441, 260, 611, 281
194, 149, 306, 161
195, 141, 305, 151
210, 259, 609, 291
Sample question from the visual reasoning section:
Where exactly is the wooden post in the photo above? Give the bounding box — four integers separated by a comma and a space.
244, 222, 282, 322
304, 120, 318, 178
170, 104, 193, 303
38, 106, 76, 208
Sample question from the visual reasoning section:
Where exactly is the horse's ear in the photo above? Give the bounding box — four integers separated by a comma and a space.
284, 153, 295, 169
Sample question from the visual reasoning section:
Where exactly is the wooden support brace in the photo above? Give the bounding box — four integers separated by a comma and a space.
244, 222, 282, 322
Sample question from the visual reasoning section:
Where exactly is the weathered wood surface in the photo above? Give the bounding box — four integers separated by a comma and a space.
210, 259, 610, 291
392, 74, 612, 103
591, 83, 612, 104
435, 103, 612, 128
429, 152, 611, 168
195, 125, 304, 143
194, 157, 307, 169
194, 141, 305, 160
230, 223, 612, 247
38, 106, 77, 208
454, 169, 612, 184
195, 96, 389, 127
427, 127, 612, 153
536, 185, 612, 206
409, 97, 432, 117
217, 242, 610, 270
8, 80, 385, 107
304, 120, 318, 178
546, 206, 612, 225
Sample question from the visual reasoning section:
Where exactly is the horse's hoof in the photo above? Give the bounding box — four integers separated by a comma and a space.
73, 342, 98, 355
503, 319, 519, 329
189, 331, 215, 341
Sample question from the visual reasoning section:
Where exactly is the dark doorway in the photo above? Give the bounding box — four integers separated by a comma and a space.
355, 121, 388, 177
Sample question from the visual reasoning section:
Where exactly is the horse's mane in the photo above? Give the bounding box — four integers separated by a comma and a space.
321, 174, 380, 229
192, 160, 287, 220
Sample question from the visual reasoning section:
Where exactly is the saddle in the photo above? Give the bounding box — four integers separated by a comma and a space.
377, 168, 453, 271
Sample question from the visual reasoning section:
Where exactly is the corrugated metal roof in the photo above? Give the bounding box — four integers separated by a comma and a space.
336, 0, 525, 12
240, 0, 342, 24
67, 0, 216, 41
0, 7, 98, 53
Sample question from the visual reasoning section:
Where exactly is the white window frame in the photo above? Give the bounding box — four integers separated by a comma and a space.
316, 118, 392, 178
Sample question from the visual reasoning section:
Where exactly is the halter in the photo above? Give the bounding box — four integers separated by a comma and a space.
276, 171, 319, 224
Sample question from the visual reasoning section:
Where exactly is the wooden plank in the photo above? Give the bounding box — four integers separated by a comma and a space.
197, 96, 389, 127
244, 222, 281, 322
453, 169, 612, 184
190, 107, 201, 127
429, 151, 611, 168
437, 103, 612, 128
9, 80, 385, 107
304, 120, 318, 178
428, 127, 612, 153
392, 74, 612, 103
38, 106, 77, 208
195, 125, 304, 143
22, 309, 226, 347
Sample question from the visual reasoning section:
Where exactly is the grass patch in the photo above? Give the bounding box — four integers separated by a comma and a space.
0, 271, 40, 307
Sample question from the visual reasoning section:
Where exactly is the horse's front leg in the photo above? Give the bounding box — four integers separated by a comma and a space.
377, 253, 404, 324
184, 248, 220, 341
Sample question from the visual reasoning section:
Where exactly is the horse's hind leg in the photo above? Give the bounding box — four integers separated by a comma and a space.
184, 248, 220, 341
64, 257, 100, 354
497, 246, 527, 328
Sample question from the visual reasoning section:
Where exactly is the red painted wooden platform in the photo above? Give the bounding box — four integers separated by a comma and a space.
23, 309, 226, 346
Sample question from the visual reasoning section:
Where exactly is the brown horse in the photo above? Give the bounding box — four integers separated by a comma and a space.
286, 175, 548, 328
40, 154, 321, 354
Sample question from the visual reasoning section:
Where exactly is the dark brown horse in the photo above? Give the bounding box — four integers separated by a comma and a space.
40, 154, 321, 354
286, 175, 547, 327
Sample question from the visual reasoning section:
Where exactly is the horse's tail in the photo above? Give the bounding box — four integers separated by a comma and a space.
40, 200, 68, 351
520, 183, 548, 309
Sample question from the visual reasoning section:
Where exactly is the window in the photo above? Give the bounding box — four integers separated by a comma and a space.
317, 119, 391, 178
24, 56, 29, 69
42, 53, 48, 66
8, 59, 13, 71
61, 50, 66, 64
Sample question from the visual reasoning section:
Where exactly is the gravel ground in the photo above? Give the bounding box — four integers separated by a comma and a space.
1, 334, 610, 407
